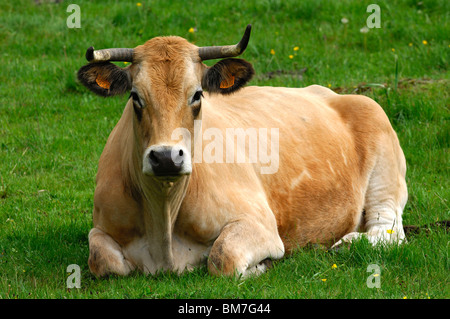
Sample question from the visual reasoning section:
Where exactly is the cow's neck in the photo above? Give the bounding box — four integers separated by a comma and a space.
120, 104, 191, 271
141, 176, 190, 270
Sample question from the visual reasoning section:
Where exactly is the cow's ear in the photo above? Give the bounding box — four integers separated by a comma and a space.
77, 62, 131, 97
202, 58, 254, 95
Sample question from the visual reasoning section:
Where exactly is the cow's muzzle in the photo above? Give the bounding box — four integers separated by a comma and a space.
143, 145, 191, 178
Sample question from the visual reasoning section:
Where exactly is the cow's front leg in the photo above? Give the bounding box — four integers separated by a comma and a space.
88, 228, 135, 277
207, 211, 285, 277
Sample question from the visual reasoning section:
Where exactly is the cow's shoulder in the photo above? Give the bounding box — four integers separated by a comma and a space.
300, 84, 338, 99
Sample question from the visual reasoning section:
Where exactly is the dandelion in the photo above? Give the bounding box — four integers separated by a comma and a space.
360, 26, 369, 34
124, 62, 128, 65
293, 46, 299, 51
136, 2, 142, 6
331, 264, 337, 269
289, 55, 294, 59
422, 40, 428, 45
327, 83, 332, 88
321, 278, 327, 282
403, 296, 407, 299
391, 48, 395, 52
409, 43, 413, 47
270, 49, 275, 55
188, 27, 196, 33
387, 229, 395, 234
360, 27, 369, 51
342, 18, 349, 39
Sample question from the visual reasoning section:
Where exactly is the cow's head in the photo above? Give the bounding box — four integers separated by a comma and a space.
78, 25, 254, 180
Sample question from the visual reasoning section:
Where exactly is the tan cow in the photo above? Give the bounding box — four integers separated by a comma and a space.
77, 25, 407, 277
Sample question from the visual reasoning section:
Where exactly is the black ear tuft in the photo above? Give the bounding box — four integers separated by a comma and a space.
202, 58, 254, 95
77, 62, 131, 97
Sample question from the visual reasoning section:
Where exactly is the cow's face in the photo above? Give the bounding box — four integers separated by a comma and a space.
78, 28, 254, 180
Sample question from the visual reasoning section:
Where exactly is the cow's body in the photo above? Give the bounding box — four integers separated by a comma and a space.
89, 84, 407, 277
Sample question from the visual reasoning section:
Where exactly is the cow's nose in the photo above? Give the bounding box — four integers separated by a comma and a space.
148, 146, 184, 176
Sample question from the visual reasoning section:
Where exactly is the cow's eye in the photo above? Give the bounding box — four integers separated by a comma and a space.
191, 90, 202, 118
191, 90, 203, 104
130, 91, 144, 108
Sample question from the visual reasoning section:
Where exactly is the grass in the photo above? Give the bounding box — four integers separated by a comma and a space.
0, 0, 448, 299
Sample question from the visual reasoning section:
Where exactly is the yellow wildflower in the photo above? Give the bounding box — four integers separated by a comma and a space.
331, 264, 337, 269
422, 40, 428, 45
321, 278, 327, 282
408, 43, 413, 47
136, 2, 142, 6
387, 229, 395, 234
403, 296, 407, 299
289, 55, 294, 59
188, 27, 195, 33
293, 46, 299, 51
391, 48, 395, 52
327, 83, 332, 88
270, 49, 275, 55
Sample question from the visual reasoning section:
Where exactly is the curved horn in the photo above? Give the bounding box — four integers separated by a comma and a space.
85, 47, 134, 63
198, 24, 252, 61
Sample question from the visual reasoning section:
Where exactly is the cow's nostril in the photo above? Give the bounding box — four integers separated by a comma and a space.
149, 150, 159, 166
147, 146, 186, 176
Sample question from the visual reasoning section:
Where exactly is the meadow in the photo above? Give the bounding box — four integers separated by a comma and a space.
0, 0, 448, 299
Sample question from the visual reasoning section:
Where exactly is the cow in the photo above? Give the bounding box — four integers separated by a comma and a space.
77, 25, 407, 278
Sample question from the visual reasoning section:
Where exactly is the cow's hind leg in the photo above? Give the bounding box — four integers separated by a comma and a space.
88, 228, 135, 277
333, 137, 408, 247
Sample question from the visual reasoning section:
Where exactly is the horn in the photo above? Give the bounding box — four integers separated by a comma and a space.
198, 24, 252, 61
85, 47, 134, 63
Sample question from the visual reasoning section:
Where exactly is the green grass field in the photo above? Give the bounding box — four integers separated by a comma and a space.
0, 0, 448, 299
